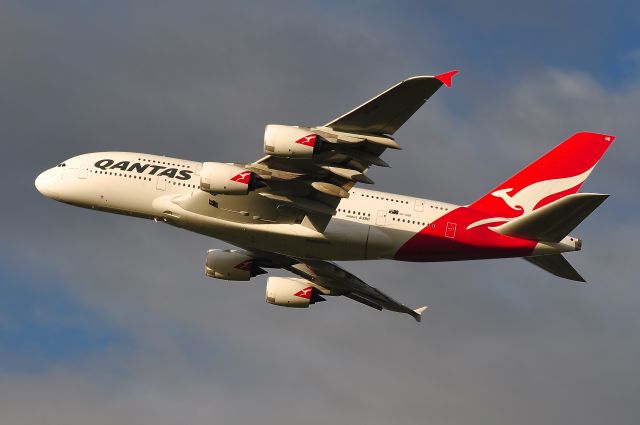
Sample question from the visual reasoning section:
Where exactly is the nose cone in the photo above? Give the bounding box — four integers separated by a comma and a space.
35, 170, 58, 199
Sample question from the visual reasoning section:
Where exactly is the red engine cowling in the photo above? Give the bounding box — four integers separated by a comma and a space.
205, 249, 264, 281
200, 162, 262, 195
265, 277, 326, 308
263, 125, 321, 158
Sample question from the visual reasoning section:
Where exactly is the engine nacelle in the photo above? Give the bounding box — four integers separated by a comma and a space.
264, 125, 320, 158
265, 277, 325, 308
205, 249, 264, 281
200, 162, 260, 195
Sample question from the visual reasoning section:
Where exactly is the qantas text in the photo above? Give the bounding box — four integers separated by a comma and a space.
94, 159, 193, 180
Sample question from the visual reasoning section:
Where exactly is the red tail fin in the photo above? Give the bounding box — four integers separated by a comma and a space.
470, 132, 615, 217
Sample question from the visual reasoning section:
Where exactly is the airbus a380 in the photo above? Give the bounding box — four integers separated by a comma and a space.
35, 71, 615, 321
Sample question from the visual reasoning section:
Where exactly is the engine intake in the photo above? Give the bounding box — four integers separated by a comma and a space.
264, 125, 321, 158
265, 277, 326, 308
205, 249, 264, 281
200, 162, 262, 195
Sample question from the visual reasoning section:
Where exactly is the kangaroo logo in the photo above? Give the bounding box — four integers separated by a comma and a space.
491, 166, 595, 215
230, 171, 252, 184
295, 134, 317, 147
294, 286, 313, 299
467, 165, 595, 230
234, 259, 253, 271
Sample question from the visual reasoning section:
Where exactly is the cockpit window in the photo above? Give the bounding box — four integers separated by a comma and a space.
56, 163, 67, 167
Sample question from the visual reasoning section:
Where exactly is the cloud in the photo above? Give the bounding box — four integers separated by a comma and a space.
1, 1, 639, 424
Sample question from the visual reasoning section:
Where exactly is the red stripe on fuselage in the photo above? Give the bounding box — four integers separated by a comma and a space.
394, 206, 536, 262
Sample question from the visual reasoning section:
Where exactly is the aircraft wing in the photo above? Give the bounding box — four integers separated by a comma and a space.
324, 71, 459, 135
242, 249, 427, 321
245, 72, 458, 229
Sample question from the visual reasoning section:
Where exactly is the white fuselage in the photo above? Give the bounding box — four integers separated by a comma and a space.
35, 152, 459, 261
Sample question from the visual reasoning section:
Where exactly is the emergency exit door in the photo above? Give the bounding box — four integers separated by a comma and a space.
445, 222, 457, 239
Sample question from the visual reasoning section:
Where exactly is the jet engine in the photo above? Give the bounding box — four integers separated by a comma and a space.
205, 249, 265, 281
263, 125, 321, 158
265, 277, 326, 308
200, 162, 262, 195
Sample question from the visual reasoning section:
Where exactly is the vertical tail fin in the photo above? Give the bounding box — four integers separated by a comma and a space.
470, 132, 615, 217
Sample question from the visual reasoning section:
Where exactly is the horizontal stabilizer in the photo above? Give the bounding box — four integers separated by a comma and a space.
492, 193, 609, 242
524, 254, 585, 282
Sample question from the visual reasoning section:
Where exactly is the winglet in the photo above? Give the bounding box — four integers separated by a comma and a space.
434, 70, 460, 88
411, 306, 428, 322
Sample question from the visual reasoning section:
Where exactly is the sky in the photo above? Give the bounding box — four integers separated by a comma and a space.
1, 0, 639, 423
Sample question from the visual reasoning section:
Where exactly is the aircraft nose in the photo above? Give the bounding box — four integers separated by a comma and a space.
35, 170, 58, 198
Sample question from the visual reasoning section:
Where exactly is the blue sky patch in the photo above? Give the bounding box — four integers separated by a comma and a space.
0, 260, 129, 373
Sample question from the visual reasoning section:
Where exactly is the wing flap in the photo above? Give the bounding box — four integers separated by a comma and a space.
344, 293, 383, 311
258, 192, 337, 216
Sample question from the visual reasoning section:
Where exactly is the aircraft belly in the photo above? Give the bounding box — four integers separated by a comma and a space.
169, 212, 376, 260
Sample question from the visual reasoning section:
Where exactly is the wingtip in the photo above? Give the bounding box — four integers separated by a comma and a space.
411, 306, 428, 322
435, 70, 460, 88
575, 132, 616, 144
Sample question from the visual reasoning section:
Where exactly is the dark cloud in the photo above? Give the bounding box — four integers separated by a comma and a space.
1, 1, 639, 424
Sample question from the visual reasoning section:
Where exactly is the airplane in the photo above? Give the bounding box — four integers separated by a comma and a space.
35, 70, 615, 322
